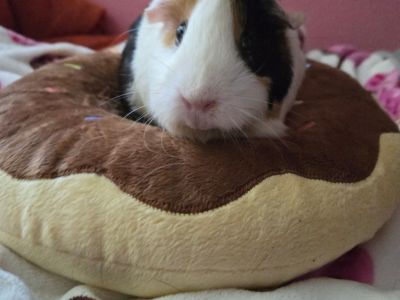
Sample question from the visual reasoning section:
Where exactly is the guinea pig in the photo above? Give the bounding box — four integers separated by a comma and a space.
119, 0, 306, 142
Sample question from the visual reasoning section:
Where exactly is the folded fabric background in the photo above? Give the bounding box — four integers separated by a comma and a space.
0, 26, 93, 89
308, 45, 400, 127
0, 0, 125, 49
0, 2, 399, 299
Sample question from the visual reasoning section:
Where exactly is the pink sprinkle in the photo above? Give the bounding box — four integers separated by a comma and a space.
298, 121, 317, 132
45, 87, 60, 93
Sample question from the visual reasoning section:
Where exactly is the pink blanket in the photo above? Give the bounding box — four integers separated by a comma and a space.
308, 44, 400, 288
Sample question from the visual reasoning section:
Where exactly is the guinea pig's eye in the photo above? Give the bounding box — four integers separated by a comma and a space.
175, 21, 187, 46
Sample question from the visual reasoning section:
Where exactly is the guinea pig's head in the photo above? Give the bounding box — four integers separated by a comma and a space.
132, 0, 305, 141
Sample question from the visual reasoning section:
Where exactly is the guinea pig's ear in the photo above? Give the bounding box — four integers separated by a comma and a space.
287, 11, 305, 29
145, 0, 178, 29
145, 0, 170, 23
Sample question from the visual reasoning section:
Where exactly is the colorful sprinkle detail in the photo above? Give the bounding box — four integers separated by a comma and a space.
64, 63, 83, 70
45, 87, 61, 93
298, 121, 317, 132
85, 116, 103, 121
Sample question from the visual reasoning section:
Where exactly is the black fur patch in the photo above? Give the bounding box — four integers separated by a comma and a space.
118, 16, 148, 122
234, 0, 293, 106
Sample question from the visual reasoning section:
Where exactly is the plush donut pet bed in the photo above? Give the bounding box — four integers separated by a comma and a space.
0, 52, 399, 298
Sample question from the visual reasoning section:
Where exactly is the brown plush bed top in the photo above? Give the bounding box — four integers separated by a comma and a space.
0, 52, 397, 213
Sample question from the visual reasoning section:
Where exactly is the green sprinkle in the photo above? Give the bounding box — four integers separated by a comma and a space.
64, 63, 82, 70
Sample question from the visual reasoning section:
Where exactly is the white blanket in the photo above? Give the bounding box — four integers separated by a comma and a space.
2, 242, 400, 300
0, 26, 92, 88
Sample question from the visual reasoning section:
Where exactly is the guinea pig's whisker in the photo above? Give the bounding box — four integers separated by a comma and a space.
135, 111, 152, 123
124, 111, 152, 133
142, 116, 161, 156
233, 133, 252, 156
159, 127, 169, 156
99, 92, 136, 108
225, 130, 240, 145
231, 106, 265, 124
225, 129, 255, 157
274, 137, 290, 149
234, 107, 289, 146
266, 125, 290, 149
132, 162, 186, 194
231, 119, 249, 139
111, 27, 140, 44
125, 27, 139, 34
233, 72, 257, 83
240, 96, 268, 104
159, 127, 180, 159
148, 104, 174, 124
123, 105, 146, 119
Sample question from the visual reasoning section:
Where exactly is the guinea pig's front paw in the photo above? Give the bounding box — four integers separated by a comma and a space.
248, 119, 288, 139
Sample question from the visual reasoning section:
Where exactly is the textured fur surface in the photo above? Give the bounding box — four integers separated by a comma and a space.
0, 53, 398, 213
123, 0, 306, 141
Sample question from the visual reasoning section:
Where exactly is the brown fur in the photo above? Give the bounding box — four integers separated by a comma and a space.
146, 0, 198, 47
0, 52, 398, 214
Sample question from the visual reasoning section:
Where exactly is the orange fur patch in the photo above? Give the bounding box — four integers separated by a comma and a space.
266, 102, 282, 118
257, 76, 272, 87
146, 0, 198, 47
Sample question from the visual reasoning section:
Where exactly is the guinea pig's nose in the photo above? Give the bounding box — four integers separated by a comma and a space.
181, 97, 217, 113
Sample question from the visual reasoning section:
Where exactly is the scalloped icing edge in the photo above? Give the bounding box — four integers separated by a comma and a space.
0, 133, 399, 297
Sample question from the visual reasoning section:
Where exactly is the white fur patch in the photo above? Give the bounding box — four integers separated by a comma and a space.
129, 0, 305, 141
